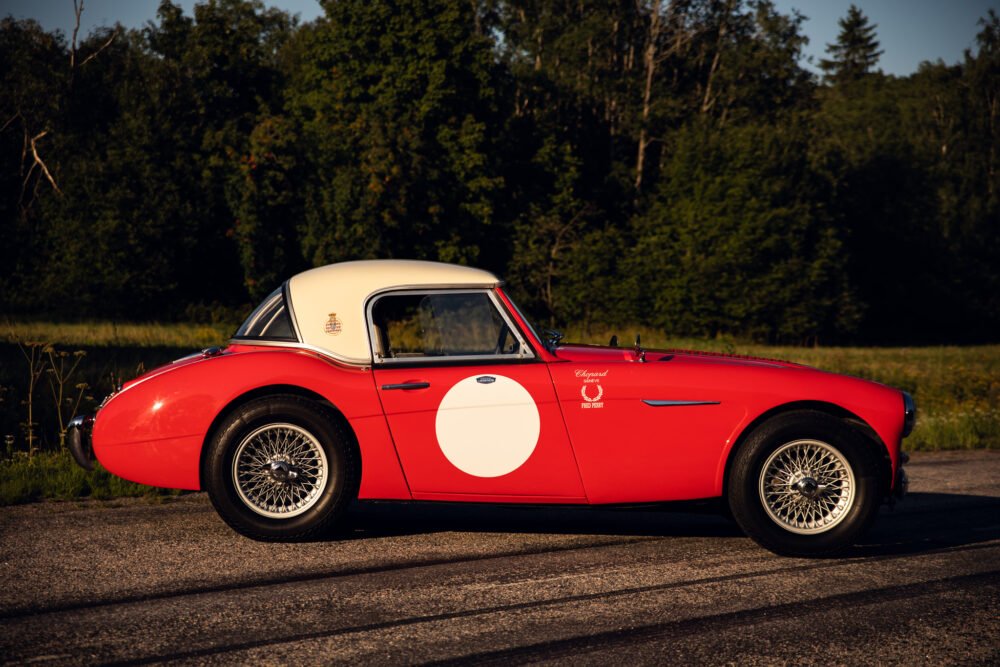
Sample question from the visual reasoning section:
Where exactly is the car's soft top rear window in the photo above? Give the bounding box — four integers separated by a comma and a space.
233, 285, 297, 342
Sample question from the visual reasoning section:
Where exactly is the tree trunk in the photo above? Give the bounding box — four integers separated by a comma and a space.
635, 1, 662, 194
701, 2, 733, 115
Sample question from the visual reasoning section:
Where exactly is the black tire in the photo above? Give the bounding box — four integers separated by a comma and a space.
727, 410, 883, 557
203, 395, 358, 541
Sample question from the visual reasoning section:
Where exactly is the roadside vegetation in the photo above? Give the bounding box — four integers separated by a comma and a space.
4, 321, 230, 348
0, 321, 227, 505
1, 321, 995, 505
0, 451, 182, 505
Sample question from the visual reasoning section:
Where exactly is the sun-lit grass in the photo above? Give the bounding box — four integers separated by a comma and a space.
1, 319, 995, 474
0, 450, 182, 505
3, 320, 231, 348
564, 325, 1000, 452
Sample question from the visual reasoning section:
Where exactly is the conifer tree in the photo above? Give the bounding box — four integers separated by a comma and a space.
820, 4, 883, 83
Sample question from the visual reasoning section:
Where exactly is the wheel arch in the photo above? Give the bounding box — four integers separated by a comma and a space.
199, 384, 362, 489
721, 400, 892, 501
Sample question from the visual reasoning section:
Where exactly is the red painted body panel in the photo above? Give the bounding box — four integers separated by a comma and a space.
548, 357, 747, 503
92, 345, 411, 498
410, 492, 587, 503
374, 364, 586, 499
96, 436, 203, 489
548, 345, 903, 503
91, 289, 905, 506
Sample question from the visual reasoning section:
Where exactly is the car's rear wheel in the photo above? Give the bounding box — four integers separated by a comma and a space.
727, 410, 882, 556
204, 395, 357, 541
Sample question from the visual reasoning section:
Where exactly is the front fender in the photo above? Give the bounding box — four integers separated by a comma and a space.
712, 369, 905, 495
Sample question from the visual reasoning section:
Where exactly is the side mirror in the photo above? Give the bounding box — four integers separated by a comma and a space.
634, 334, 645, 363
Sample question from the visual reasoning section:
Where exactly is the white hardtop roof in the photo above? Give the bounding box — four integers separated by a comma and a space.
287, 260, 501, 364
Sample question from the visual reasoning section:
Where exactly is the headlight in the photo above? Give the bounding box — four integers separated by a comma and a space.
901, 391, 916, 438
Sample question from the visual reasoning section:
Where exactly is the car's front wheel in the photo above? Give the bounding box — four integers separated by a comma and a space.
204, 395, 357, 541
727, 410, 883, 556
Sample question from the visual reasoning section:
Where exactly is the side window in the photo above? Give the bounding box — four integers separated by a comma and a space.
233, 286, 297, 342
371, 292, 524, 360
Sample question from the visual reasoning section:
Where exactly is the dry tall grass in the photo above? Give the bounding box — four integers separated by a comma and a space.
4, 320, 230, 348
5, 320, 998, 452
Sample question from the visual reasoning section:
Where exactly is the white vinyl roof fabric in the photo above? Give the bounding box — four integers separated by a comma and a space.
286, 260, 501, 364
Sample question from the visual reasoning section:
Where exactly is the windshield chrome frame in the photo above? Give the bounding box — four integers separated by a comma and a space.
365, 288, 535, 365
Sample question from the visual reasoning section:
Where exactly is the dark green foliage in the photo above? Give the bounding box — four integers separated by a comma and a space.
0, 18, 67, 307
286, 0, 504, 268
1, 1, 998, 343
630, 120, 858, 342
230, 115, 306, 298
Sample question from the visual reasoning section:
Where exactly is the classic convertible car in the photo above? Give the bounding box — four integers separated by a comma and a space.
68, 260, 913, 555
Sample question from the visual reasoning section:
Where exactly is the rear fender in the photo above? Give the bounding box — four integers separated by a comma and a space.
92, 348, 410, 498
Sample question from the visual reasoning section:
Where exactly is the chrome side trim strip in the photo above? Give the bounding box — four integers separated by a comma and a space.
642, 399, 721, 407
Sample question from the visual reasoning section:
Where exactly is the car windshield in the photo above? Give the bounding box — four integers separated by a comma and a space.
233, 286, 297, 341
501, 290, 546, 349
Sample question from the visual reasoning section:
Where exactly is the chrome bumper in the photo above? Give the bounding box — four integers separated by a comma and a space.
892, 450, 909, 504
67, 414, 95, 471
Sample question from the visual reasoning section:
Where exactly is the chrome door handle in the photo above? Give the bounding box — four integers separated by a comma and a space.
381, 382, 431, 391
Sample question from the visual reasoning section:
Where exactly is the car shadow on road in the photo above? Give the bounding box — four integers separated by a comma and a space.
848, 492, 1000, 558
340, 492, 1000, 555
344, 499, 744, 539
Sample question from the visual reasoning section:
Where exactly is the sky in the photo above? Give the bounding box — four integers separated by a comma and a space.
771, 0, 995, 75
1, 0, 996, 77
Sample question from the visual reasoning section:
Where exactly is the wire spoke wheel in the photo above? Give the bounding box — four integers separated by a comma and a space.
758, 439, 855, 535
232, 423, 329, 519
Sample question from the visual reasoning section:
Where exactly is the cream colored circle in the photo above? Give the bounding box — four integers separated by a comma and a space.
435, 375, 541, 477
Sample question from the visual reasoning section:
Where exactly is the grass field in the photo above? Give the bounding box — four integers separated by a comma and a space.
564, 326, 1000, 452
4, 320, 230, 348
1, 320, 996, 504
0, 451, 182, 505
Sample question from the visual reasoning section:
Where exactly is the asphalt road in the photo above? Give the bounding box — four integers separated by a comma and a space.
1, 450, 998, 666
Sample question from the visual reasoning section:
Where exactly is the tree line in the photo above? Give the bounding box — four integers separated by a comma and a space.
2, 0, 998, 343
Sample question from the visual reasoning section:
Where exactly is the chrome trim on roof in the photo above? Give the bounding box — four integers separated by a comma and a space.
282, 280, 303, 343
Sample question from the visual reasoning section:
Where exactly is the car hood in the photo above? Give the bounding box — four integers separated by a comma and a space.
553, 344, 808, 370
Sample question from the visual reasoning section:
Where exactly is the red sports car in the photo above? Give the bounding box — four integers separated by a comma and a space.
68, 260, 913, 555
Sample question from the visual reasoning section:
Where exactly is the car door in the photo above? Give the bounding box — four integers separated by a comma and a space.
370, 289, 586, 501
547, 357, 747, 504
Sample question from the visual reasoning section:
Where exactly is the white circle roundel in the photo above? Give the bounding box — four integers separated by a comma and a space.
435, 375, 540, 478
